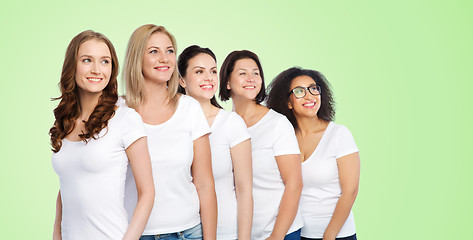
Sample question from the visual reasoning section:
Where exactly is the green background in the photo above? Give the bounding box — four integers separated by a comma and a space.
1, 0, 471, 238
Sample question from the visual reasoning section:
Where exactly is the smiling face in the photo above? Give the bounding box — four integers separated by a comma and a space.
180, 53, 218, 102
227, 58, 262, 101
142, 32, 176, 83
288, 75, 321, 119
75, 39, 112, 96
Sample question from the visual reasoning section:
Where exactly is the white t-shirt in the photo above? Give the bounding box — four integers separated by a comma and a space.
52, 105, 146, 240
124, 95, 211, 235
300, 122, 359, 238
210, 109, 251, 239
249, 109, 304, 240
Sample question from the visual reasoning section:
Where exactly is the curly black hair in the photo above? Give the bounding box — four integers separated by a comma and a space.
267, 67, 335, 129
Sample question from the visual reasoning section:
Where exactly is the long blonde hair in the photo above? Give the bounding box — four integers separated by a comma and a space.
123, 24, 179, 109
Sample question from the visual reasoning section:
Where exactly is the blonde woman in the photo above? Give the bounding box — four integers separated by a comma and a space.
122, 25, 217, 240
178, 45, 253, 240
51, 30, 154, 240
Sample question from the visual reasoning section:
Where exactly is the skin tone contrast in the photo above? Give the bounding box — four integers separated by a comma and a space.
228, 58, 303, 240
288, 75, 360, 240
53, 39, 155, 240
138, 33, 217, 240
180, 53, 253, 240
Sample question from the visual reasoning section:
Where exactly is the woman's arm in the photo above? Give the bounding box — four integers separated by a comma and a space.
122, 137, 155, 240
53, 191, 62, 240
192, 134, 217, 240
268, 154, 303, 240
323, 152, 360, 240
230, 139, 253, 240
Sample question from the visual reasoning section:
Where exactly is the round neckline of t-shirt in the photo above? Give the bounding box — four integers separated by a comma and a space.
143, 95, 184, 128
248, 109, 273, 130
210, 109, 225, 131
301, 121, 333, 165
63, 104, 123, 143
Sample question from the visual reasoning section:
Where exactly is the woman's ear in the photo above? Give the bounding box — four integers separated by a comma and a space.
288, 101, 293, 109
226, 81, 231, 90
179, 77, 186, 88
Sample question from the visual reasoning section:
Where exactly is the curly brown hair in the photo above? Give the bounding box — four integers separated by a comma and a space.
49, 30, 119, 153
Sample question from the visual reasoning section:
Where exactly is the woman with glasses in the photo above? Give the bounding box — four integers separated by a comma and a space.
219, 51, 303, 240
267, 67, 360, 240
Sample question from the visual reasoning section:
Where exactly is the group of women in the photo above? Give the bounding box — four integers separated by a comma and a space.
50, 24, 360, 240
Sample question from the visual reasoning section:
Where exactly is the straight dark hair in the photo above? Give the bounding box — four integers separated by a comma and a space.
177, 45, 221, 108
219, 50, 266, 103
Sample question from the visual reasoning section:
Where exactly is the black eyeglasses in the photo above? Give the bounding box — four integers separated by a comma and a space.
288, 84, 321, 99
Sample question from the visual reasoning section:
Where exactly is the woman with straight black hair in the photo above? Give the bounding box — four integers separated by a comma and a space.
178, 45, 253, 240
219, 50, 303, 240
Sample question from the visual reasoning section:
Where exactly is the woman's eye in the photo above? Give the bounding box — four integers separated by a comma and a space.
239, 72, 246, 76
253, 72, 259, 76
150, 50, 157, 54
82, 58, 91, 63
212, 70, 217, 74
196, 70, 203, 74
167, 49, 174, 54
101, 60, 110, 64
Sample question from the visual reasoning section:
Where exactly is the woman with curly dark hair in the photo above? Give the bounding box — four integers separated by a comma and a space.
220, 50, 303, 240
267, 67, 360, 240
50, 30, 154, 240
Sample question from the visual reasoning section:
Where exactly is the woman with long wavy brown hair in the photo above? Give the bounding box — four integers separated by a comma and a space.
50, 30, 155, 240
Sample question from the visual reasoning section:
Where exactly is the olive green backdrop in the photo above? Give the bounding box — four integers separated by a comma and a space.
1, 0, 471, 239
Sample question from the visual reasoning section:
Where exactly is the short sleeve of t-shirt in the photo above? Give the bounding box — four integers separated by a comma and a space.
229, 112, 251, 148
120, 108, 147, 149
335, 125, 359, 159
273, 116, 301, 156
187, 97, 211, 141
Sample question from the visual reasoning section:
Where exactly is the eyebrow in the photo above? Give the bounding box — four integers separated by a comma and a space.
147, 45, 174, 50
193, 66, 217, 69
79, 55, 111, 59
237, 68, 259, 71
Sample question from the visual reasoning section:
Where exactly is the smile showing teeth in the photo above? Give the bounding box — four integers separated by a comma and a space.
243, 86, 255, 89
303, 102, 315, 107
87, 78, 102, 82
201, 85, 213, 89
155, 66, 169, 70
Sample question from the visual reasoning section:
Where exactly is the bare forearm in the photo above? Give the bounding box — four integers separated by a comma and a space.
198, 185, 217, 240
269, 184, 302, 240
236, 190, 253, 240
323, 192, 357, 240
122, 190, 154, 240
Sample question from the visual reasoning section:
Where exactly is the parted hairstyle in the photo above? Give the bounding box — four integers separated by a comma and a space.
49, 30, 119, 153
219, 50, 266, 103
123, 24, 179, 109
267, 67, 335, 129
177, 45, 222, 108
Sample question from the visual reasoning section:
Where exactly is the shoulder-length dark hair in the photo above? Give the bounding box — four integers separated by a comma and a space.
177, 45, 221, 108
49, 30, 119, 153
267, 67, 335, 129
219, 50, 266, 103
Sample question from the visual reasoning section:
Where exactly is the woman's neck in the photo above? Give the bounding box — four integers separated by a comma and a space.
296, 115, 327, 136
142, 80, 169, 107
78, 91, 101, 121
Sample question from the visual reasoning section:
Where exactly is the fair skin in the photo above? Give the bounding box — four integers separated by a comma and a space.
228, 58, 303, 240
138, 33, 217, 239
288, 75, 360, 240
180, 53, 253, 240
53, 39, 155, 240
